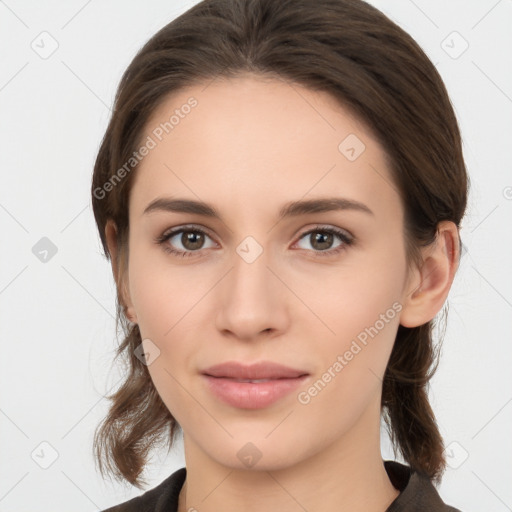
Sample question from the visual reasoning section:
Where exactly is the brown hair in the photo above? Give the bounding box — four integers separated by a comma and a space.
91, 0, 468, 489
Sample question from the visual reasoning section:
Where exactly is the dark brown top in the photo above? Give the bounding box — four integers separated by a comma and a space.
102, 460, 462, 511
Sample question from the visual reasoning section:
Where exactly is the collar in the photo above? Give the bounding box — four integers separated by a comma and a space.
131, 460, 460, 512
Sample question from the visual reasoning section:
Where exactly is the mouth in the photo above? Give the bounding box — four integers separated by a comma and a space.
201, 361, 310, 409
202, 360, 309, 380
220, 378, 281, 383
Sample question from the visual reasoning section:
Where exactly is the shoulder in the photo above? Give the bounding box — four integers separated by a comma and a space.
384, 460, 463, 512
100, 467, 186, 512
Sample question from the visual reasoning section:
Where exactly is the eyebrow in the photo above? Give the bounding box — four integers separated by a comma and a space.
143, 196, 374, 220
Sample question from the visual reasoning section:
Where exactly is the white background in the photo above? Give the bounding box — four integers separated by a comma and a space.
1, 1, 511, 510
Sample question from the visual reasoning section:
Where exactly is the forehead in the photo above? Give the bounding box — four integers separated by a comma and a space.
129, 73, 401, 223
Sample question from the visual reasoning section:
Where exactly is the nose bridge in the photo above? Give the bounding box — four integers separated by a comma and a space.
215, 233, 288, 337
230, 235, 273, 303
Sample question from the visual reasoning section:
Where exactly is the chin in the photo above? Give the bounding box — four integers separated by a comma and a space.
196, 433, 310, 472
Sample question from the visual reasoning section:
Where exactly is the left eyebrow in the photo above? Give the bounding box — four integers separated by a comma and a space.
142, 196, 374, 220
278, 197, 374, 219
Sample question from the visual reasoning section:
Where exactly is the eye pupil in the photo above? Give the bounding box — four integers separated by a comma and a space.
312, 232, 333, 250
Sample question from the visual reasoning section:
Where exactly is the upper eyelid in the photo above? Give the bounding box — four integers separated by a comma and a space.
163, 224, 217, 243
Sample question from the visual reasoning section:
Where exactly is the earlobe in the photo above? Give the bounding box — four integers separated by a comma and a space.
399, 221, 459, 328
104, 220, 138, 325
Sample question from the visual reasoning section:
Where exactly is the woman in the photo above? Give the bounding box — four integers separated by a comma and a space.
91, 0, 468, 510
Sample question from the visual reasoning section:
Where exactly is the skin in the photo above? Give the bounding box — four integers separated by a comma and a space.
105, 73, 459, 512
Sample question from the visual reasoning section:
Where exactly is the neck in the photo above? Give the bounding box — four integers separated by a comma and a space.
178, 399, 400, 512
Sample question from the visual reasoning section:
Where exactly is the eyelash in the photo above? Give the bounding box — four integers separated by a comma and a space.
155, 224, 354, 259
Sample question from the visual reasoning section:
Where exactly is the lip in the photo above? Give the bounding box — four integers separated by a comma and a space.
202, 361, 309, 379
201, 361, 310, 409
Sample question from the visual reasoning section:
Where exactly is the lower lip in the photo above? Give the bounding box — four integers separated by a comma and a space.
202, 375, 308, 409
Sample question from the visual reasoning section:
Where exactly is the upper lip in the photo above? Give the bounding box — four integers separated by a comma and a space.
202, 361, 309, 379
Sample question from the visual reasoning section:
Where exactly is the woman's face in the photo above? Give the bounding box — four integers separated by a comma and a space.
122, 74, 413, 470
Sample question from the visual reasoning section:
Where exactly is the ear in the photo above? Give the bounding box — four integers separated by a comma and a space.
399, 221, 460, 328
105, 220, 138, 324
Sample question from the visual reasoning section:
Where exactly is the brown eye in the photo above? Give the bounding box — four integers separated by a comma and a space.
295, 226, 353, 257
309, 231, 334, 251
180, 231, 206, 250
156, 226, 216, 257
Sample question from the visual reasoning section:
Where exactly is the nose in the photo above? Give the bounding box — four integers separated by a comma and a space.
214, 243, 290, 341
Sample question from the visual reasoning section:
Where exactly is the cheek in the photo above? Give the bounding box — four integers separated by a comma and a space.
127, 247, 203, 413
305, 247, 406, 391
303, 251, 405, 345
127, 243, 195, 336
295, 292, 402, 436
